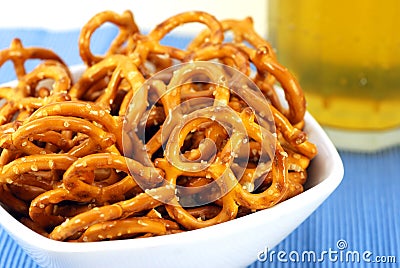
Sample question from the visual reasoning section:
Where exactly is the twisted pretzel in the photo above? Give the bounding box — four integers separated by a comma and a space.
79, 10, 139, 66
127, 11, 225, 77
188, 17, 275, 52
48, 185, 174, 241
0, 38, 68, 80
0, 60, 71, 125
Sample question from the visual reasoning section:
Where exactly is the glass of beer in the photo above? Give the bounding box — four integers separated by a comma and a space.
267, 0, 400, 151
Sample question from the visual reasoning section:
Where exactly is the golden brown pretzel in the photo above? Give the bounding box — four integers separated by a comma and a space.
129, 36, 188, 71
187, 16, 307, 125
29, 188, 83, 228
78, 217, 168, 242
188, 17, 275, 52
77, 217, 182, 242
79, 10, 139, 66
70, 54, 144, 111
29, 173, 139, 230
3, 116, 115, 157
155, 158, 239, 230
126, 11, 225, 73
184, 43, 250, 76
61, 153, 163, 203
188, 17, 277, 86
7, 183, 47, 202
0, 38, 67, 80
0, 154, 76, 185
0, 184, 29, 216
251, 46, 306, 125
270, 105, 317, 159
149, 11, 223, 48
233, 144, 288, 210
148, 102, 243, 230
49, 186, 174, 241
0, 154, 76, 220
0, 61, 71, 125
27, 101, 123, 152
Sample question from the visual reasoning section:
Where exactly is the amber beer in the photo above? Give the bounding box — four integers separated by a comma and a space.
268, 0, 400, 130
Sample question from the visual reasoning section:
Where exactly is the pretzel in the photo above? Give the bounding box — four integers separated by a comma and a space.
233, 143, 288, 210
0, 154, 73, 223
127, 10, 225, 76
27, 101, 124, 152
0, 60, 71, 125
48, 185, 174, 241
62, 153, 163, 202
77, 217, 169, 242
189, 17, 307, 125
155, 158, 239, 230
79, 10, 139, 66
188, 17, 275, 53
184, 43, 250, 76
70, 54, 145, 113
0, 38, 68, 80
1, 115, 115, 157
0, 154, 76, 185
270, 105, 317, 159
0, 183, 29, 215
188, 17, 277, 93
7, 182, 47, 202
0, 9, 317, 242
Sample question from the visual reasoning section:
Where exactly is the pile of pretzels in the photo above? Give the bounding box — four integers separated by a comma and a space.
0, 10, 317, 242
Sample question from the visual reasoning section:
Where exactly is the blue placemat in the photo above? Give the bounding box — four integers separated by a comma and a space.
251, 147, 400, 268
0, 29, 399, 268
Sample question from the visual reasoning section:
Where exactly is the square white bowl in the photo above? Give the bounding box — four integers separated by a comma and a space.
0, 66, 344, 268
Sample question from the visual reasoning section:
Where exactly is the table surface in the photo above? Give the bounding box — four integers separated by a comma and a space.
0, 28, 399, 268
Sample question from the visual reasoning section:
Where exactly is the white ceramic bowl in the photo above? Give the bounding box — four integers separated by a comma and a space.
0, 66, 344, 268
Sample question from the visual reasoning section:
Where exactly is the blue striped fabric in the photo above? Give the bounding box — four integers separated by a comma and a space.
0, 228, 37, 268
249, 148, 400, 268
0, 29, 399, 268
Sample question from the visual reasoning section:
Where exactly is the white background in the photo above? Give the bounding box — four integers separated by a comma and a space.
0, 0, 269, 36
